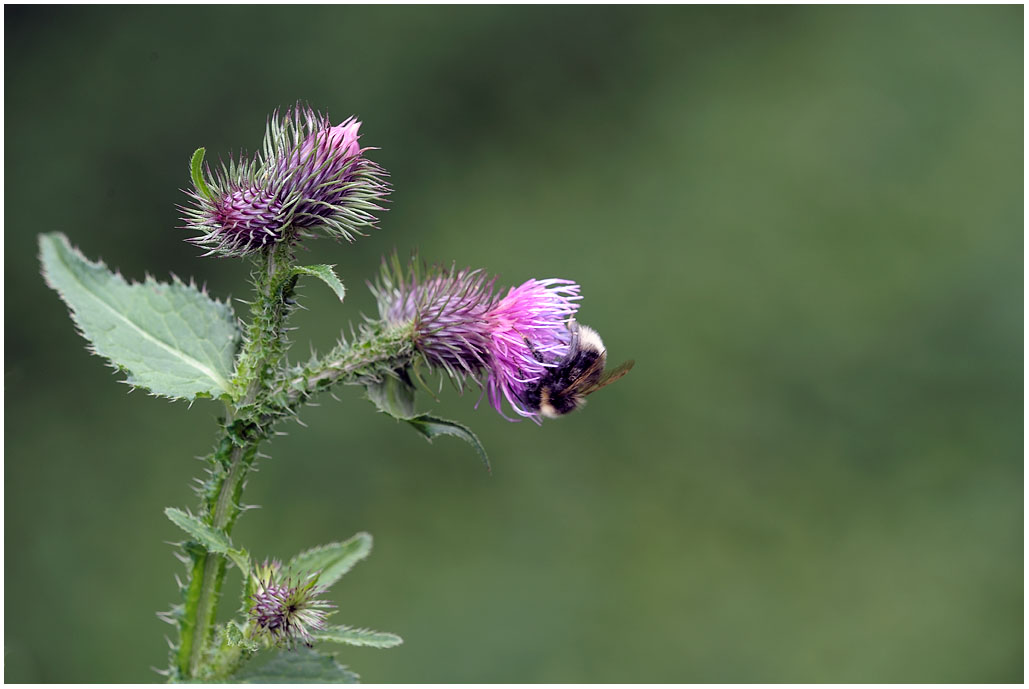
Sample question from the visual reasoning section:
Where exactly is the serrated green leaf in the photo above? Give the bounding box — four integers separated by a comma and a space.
406, 414, 491, 473
293, 264, 346, 302
313, 625, 403, 649
39, 233, 239, 400
190, 147, 215, 201
232, 648, 359, 683
366, 373, 417, 419
288, 532, 372, 590
165, 507, 250, 572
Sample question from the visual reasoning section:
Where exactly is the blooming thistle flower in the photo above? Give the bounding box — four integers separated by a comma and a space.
371, 255, 581, 420
248, 560, 333, 648
182, 105, 390, 257
483, 277, 581, 419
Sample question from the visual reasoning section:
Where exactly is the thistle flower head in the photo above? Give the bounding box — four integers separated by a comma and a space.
372, 255, 581, 420
182, 104, 390, 257
372, 256, 497, 383
248, 560, 333, 647
483, 278, 581, 418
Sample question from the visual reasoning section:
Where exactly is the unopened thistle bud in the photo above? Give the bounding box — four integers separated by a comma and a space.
371, 256, 581, 420
182, 105, 390, 257
248, 560, 333, 647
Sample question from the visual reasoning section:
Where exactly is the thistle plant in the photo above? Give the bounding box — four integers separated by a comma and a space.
39, 104, 631, 682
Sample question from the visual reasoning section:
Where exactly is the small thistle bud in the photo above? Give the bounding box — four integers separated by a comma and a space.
248, 560, 333, 648
372, 256, 581, 420
182, 105, 390, 257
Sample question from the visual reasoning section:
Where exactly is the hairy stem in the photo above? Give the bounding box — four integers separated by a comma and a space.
234, 244, 298, 409
175, 245, 297, 681
175, 423, 259, 680
261, 322, 417, 426
171, 252, 419, 681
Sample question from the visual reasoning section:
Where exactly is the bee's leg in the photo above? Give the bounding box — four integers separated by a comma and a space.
526, 318, 580, 365
553, 319, 580, 366
566, 319, 580, 352
524, 337, 545, 363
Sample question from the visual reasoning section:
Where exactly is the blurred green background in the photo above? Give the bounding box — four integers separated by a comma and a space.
4, 5, 1022, 683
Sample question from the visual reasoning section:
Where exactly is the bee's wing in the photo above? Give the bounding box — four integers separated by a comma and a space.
586, 359, 635, 394
561, 352, 609, 397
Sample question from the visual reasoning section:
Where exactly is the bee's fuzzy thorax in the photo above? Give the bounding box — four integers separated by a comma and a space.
522, 319, 632, 419
575, 324, 606, 356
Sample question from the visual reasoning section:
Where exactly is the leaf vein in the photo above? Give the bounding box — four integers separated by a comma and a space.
54, 245, 232, 393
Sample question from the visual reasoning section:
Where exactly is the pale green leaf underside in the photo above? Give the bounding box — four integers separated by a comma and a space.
232, 648, 358, 683
39, 232, 239, 400
165, 507, 250, 572
288, 532, 372, 589
294, 264, 346, 302
313, 625, 403, 648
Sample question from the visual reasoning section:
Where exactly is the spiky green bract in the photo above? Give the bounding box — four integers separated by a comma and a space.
182, 105, 390, 258
248, 560, 333, 648
370, 252, 496, 388
38, 232, 240, 401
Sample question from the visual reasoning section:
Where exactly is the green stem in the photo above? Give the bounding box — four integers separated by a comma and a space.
175, 426, 258, 680
170, 251, 418, 681
232, 243, 298, 408
175, 245, 297, 681
261, 323, 416, 426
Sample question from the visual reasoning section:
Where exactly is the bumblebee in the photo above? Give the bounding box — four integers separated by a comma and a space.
522, 320, 634, 418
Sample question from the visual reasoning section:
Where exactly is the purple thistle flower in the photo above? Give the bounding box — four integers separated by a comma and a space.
248, 560, 333, 648
182, 105, 390, 257
483, 278, 581, 419
372, 256, 581, 420
372, 257, 496, 384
